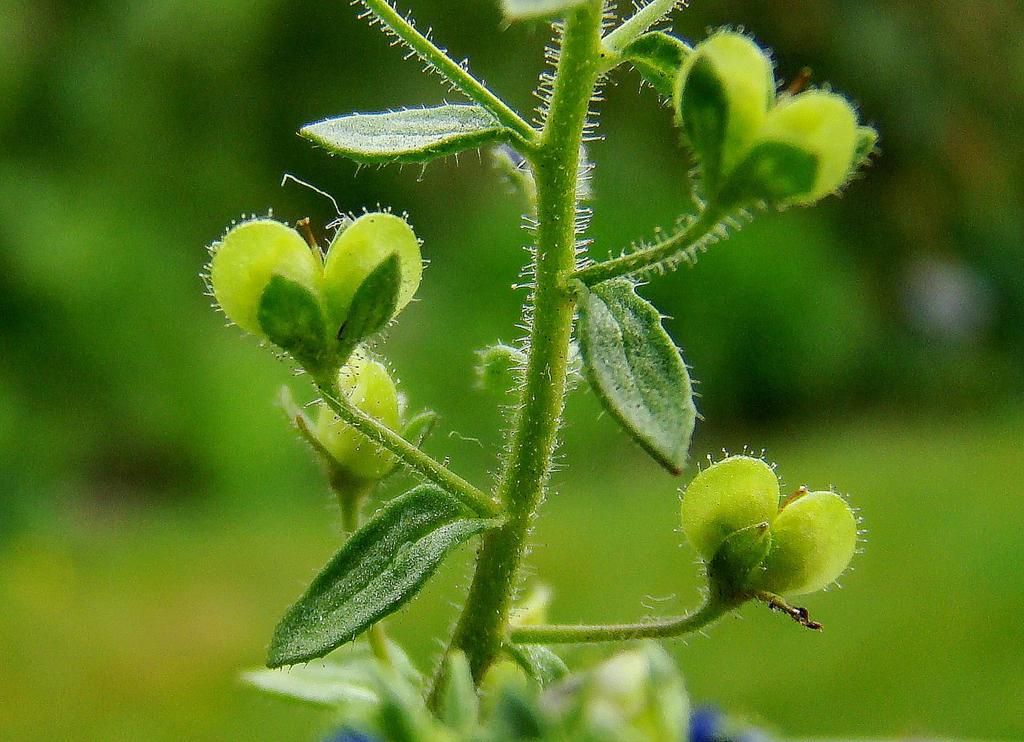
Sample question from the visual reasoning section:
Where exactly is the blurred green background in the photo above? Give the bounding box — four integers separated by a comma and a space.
1, 0, 1022, 739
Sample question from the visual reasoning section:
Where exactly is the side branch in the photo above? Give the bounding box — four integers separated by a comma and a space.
316, 382, 499, 517
600, 0, 681, 70
510, 599, 727, 644
571, 207, 721, 286
356, 0, 537, 143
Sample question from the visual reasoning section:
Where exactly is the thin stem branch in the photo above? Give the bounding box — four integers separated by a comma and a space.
571, 206, 721, 286
315, 381, 498, 517
600, 0, 680, 70
357, 0, 537, 143
510, 599, 728, 644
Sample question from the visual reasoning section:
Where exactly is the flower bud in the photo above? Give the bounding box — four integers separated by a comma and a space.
680, 456, 779, 561
749, 490, 858, 596
316, 354, 401, 482
322, 213, 422, 335
209, 219, 321, 337
675, 32, 775, 196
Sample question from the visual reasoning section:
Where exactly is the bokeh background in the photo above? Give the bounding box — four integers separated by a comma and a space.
2, 0, 1022, 739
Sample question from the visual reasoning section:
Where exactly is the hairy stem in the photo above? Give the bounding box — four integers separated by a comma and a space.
432, 0, 606, 697
600, 0, 680, 69
571, 206, 721, 286
316, 381, 497, 517
357, 0, 537, 142
510, 598, 728, 643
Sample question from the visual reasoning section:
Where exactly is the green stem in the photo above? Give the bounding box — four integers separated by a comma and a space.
315, 381, 498, 517
600, 0, 679, 70
357, 0, 537, 143
432, 1, 606, 697
571, 206, 722, 286
510, 599, 727, 644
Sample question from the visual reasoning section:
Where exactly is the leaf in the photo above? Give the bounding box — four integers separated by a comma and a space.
258, 275, 328, 370
622, 32, 692, 97
268, 485, 501, 667
505, 644, 569, 687
335, 253, 402, 362
718, 140, 819, 208
301, 105, 509, 165
401, 409, 439, 449
438, 651, 479, 732
501, 0, 586, 20
576, 279, 696, 475
241, 663, 378, 708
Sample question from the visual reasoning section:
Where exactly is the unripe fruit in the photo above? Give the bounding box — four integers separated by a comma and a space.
751, 490, 858, 596
316, 354, 401, 482
680, 456, 779, 560
676, 32, 775, 196
210, 220, 321, 337
322, 213, 422, 334
755, 91, 859, 204
674, 31, 876, 208
681, 456, 858, 597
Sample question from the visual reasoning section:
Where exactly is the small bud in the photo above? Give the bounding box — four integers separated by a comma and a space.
680, 456, 779, 561
321, 213, 422, 335
475, 343, 526, 393
316, 354, 401, 482
749, 490, 858, 596
675, 32, 775, 196
209, 219, 321, 337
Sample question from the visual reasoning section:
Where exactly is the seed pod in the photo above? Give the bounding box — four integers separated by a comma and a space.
316, 354, 401, 482
209, 219, 321, 337
749, 490, 858, 596
322, 213, 422, 335
675, 32, 775, 197
680, 456, 779, 561
748, 91, 860, 205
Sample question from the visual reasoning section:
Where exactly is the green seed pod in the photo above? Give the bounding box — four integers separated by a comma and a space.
751, 91, 860, 205
316, 354, 401, 482
750, 490, 858, 596
675, 31, 775, 196
680, 456, 779, 560
321, 212, 422, 334
209, 219, 321, 337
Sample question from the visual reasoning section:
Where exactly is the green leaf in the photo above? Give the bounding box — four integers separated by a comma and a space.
708, 521, 772, 598
439, 651, 479, 732
401, 409, 438, 449
501, 0, 586, 20
576, 279, 696, 475
301, 105, 509, 165
257, 275, 328, 371
241, 663, 378, 708
623, 32, 692, 98
505, 644, 569, 687
268, 485, 501, 667
335, 253, 402, 362
718, 140, 819, 207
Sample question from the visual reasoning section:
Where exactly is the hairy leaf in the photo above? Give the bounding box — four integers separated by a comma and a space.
301, 105, 509, 165
335, 253, 402, 362
268, 485, 500, 667
502, 0, 586, 20
577, 279, 696, 474
241, 664, 378, 708
257, 275, 328, 371
623, 32, 692, 97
